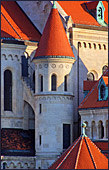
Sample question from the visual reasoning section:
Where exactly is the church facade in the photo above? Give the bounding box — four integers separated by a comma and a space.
1, 1, 108, 169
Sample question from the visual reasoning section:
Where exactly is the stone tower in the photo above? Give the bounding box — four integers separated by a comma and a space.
33, 2, 75, 169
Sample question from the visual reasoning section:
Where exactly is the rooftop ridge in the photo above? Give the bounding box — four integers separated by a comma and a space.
74, 136, 83, 169
56, 136, 81, 169
1, 12, 21, 40
84, 137, 97, 169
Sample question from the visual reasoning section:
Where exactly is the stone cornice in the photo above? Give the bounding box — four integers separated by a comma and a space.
33, 57, 76, 64
73, 23, 108, 31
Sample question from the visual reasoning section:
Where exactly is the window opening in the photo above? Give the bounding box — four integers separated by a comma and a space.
100, 85, 105, 99
39, 104, 42, 114
4, 70, 12, 111
40, 75, 43, 92
39, 135, 41, 145
63, 124, 70, 149
51, 74, 57, 91
102, 65, 108, 74
64, 75, 68, 91
87, 72, 94, 81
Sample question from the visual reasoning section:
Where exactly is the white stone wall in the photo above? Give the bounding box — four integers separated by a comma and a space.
1, 43, 36, 129
33, 58, 75, 169
79, 109, 108, 139
1, 156, 35, 169
72, 27, 108, 138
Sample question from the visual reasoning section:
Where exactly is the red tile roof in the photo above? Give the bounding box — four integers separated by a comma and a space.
1, 128, 35, 155
79, 69, 108, 109
58, 1, 108, 26
1, 1, 41, 41
84, 81, 97, 91
93, 141, 108, 152
49, 136, 108, 169
85, 1, 99, 10
34, 6, 75, 58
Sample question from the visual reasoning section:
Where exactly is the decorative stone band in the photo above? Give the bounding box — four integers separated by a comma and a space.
33, 55, 75, 60
34, 94, 74, 104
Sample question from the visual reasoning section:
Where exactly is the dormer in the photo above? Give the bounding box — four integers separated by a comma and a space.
96, 1, 105, 26
83, 1, 107, 27
98, 76, 108, 101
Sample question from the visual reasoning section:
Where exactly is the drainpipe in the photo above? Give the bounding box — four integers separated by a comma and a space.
77, 42, 81, 136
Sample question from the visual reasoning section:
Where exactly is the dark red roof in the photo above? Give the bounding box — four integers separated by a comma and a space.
34, 6, 75, 58
1, 1, 41, 41
58, 1, 108, 26
49, 136, 108, 169
84, 81, 97, 91
1, 128, 35, 156
85, 1, 99, 10
94, 141, 108, 152
79, 70, 108, 109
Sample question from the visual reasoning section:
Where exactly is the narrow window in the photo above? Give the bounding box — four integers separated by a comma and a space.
3, 163, 7, 169
100, 85, 105, 99
33, 71, 35, 93
63, 124, 70, 149
102, 65, 108, 74
87, 72, 95, 81
106, 120, 108, 138
39, 75, 43, 92
4, 70, 12, 111
51, 74, 57, 91
98, 121, 104, 139
98, 7, 103, 19
41, 75, 43, 92
39, 135, 41, 145
21, 55, 28, 77
64, 75, 68, 91
39, 104, 42, 114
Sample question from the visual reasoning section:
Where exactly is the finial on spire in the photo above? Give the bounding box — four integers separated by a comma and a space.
52, 1, 56, 9
81, 122, 87, 137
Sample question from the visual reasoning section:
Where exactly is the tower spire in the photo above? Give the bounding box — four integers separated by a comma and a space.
52, 1, 56, 9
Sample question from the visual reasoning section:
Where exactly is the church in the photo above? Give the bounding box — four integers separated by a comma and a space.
1, 1, 108, 169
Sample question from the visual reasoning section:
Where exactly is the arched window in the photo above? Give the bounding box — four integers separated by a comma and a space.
3, 162, 7, 169
64, 75, 68, 91
51, 74, 57, 91
91, 121, 97, 139
4, 70, 12, 111
102, 65, 108, 74
33, 71, 35, 93
87, 72, 95, 81
39, 75, 43, 92
98, 121, 104, 139
106, 120, 108, 138
100, 85, 105, 99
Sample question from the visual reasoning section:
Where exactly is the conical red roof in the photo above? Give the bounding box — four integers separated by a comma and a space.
49, 136, 108, 169
34, 6, 74, 59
